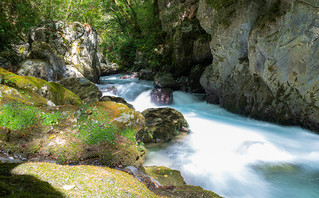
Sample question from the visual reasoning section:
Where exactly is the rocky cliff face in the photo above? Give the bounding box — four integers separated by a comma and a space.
198, 0, 319, 131
156, 0, 212, 91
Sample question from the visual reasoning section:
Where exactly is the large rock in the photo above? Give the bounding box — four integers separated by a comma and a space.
137, 108, 188, 143
18, 59, 62, 82
58, 77, 102, 104
0, 68, 82, 106
199, 0, 319, 131
154, 73, 180, 90
29, 21, 101, 82
151, 88, 173, 105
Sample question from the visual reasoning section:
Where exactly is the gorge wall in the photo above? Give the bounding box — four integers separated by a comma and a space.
158, 0, 319, 132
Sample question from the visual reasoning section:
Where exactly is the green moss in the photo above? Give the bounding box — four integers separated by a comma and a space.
5, 162, 159, 197
141, 166, 186, 187
76, 105, 117, 145
0, 68, 82, 106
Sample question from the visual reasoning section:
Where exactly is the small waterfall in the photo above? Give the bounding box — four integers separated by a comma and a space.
98, 74, 319, 198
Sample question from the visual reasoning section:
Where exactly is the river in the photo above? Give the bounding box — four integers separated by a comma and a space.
97, 74, 319, 198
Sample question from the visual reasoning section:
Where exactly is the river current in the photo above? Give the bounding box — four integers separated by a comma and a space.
98, 74, 319, 198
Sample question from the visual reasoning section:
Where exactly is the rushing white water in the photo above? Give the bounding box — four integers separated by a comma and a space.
98, 75, 319, 198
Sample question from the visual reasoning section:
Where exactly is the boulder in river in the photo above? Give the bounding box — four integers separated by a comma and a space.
151, 88, 173, 106
137, 107, 189, 143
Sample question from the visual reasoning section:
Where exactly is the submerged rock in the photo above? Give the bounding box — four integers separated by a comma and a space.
58, 77, 102, 104
137, 108, 189, 143
151, 88, 173, 105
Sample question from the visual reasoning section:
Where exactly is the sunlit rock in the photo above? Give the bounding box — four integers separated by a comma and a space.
29, 21, 101, 82
137, 107, 189, 143
100, 95, 134, 109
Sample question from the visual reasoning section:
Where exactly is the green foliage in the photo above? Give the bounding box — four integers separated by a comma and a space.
0, 102, 39, 130
0, 0, 162, 71
0, 0, 41, 49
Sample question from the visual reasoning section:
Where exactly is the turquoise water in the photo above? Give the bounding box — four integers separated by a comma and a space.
98, 75, 319, 198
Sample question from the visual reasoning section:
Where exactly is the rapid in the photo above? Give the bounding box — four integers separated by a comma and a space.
97, 74, 319, 198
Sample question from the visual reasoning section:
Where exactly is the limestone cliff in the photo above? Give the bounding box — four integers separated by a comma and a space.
197, 0, 319, 131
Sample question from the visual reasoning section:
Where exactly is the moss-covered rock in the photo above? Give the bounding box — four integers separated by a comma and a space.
137, 107, 189, 143
0, 162, 159, 197
140, 166, 223, 198
0, 101, 146, 167
0, 68, 82, 106
141, 166, 186, 187
58, 77, 102, 104
100, 96, 135, 109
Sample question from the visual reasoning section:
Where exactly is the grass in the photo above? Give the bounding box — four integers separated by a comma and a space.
0, 102, 39, 130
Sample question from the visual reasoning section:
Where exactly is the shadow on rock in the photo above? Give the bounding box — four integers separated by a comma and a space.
0, 163, 64, 197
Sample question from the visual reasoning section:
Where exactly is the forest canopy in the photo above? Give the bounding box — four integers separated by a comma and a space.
0, 0, 162, 69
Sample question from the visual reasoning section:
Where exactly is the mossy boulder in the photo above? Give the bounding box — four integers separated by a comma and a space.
0, 162, 159, 197
58, 77, 102, 104
0, 101, 145, 167
137, 108, 189, 143
141, 166, 186, 187
0, 68, 82, 106
100, 96, 135, 109
140, 166, 222, 198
